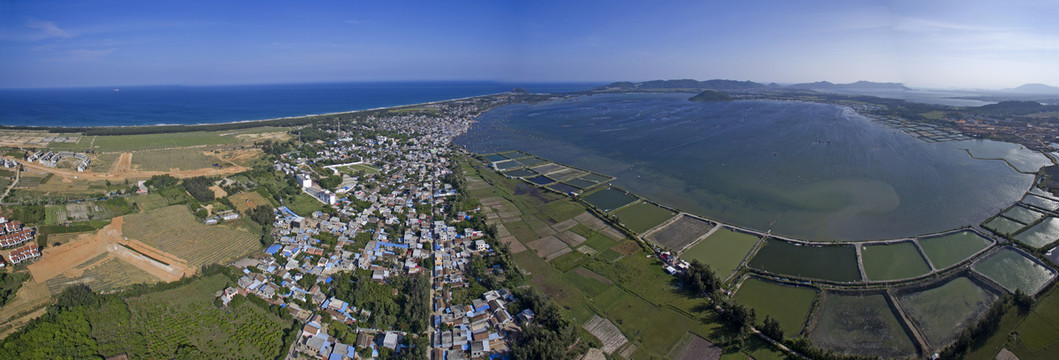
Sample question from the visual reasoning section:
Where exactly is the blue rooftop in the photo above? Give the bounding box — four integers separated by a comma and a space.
265, 244, 282, 255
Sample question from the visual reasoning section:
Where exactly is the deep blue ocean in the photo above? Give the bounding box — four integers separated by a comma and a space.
0, 81, 601, 127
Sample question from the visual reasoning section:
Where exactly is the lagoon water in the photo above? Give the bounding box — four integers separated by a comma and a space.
457, 93, 1049, 241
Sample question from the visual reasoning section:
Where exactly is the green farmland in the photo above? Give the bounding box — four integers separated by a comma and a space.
681, 227, 760, 281
733, 276, 817, 336
611, 201, 675, 233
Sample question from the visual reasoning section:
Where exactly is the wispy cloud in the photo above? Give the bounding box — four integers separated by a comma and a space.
48, 48, 115, 62
26, 18, 73, 39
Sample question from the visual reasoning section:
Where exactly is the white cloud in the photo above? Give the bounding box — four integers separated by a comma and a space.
26, 19, 73, 39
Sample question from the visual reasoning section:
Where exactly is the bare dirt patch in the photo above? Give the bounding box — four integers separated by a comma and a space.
557, 231, 587, 247
645, 215, 716, 252
526, 235, 571, 260
667, 333, 722, 360
612, 240, 642, 256
500, 236, 527, 253
209, 185, 228, 198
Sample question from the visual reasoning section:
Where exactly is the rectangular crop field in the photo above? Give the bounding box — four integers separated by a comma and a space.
612, 202, 675, 234
1015, 217, 1059, 249
918, 231, 992, 269
681, 228, 759, 280
748, 240, 861, 282
122, 205, 261, 268
733, 276, 817, 335
646, 215, 714, 252
861, 241, 931, 281
896, 276, 999, 348
90, 153, 120, 172
130, 194, 170, 212
582, 187, 637, 212
90, 127, 286, 152
808, 293, 917, 358
228, 191, 271, 213
132, 148, 222, 171
973, 247, 1057, 296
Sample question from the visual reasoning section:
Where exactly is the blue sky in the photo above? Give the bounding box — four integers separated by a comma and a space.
0, 0, 1056, 88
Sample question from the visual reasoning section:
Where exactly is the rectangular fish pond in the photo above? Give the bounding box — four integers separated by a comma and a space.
582, 187, 638, 212
983, 216, 1028, 236
895, 276, 999, 349
918, 231, 992, 269
973, 247, 1057, 296
861, 241, 932, 281
733, 276, 818, 336
681, 227, 760, 280
747, 239, 861, 282
1022, 194, 1059, 211
808, 292, 917, 358
612, 201, 676, 234
1014, 217, 1059, 249
1001, 205, 1045, 225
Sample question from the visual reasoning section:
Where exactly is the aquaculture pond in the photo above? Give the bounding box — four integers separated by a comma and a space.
973, 247, 1057, 295
612, 202, 675, 233
983, 216, 1027, 236
733, 277, 818, 336
1001, 205, 1045, 225
1014, 217, 1059, 249
682, 228, 760, 280
747, 239, 860, 282
896, 276, 999, 349
582, 187, 637, 212
861, 241, 932, 281
1022, 194, 1059, 211
918, 231, 992, 269
457, 93, 1040, 241
808, 293, 917, 358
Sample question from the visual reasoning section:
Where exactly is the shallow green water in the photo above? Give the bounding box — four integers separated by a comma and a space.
918, 231, 992, 269
897, 277, 998, 348
809, 293, 916, 358
1014, 217, 1059, 249
747, 239, 860, 282
973, 248, 1056, 295
984, 216, 1026, 236
861, 241, 931, 281
733, 277, 817, 335
458, 94, 1042, 241
682, 228, 760, 280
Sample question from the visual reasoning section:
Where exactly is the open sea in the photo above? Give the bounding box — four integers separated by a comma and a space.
0, 81, 601, 127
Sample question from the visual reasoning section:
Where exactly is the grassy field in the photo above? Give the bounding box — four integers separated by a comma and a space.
129, 193, 170, 212
681, 228, 760, 281
612, 201, 675, 234
90, 127, 287, 152
89, 153, 120, 172
809, 293, 917, 358
131, 148, 223, 171
286, 192, 326, 217
896, 276, 999, 349
335, 162, 379, 176
861, 241, 932, 281
123, 205, 261, 268
919, 231, 992, 269
966, 285, 1059, 360
86, 273, 292, 359
732, 276, 818, 336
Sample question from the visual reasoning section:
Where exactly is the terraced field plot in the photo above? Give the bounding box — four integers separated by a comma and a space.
919, 231, 992, 269
45, 256, 161, 294
733, 277, 817, 335
748, 240, 860, 282
984, 216, 1026, 236
582, 187, 637, 212
896, 276, 999, 348
681, 228, 759, 280
861, 241, 931, 281
973, 247, 1056, 295
1002, 205, 1045, 225
612, 202, 675, 233
1014, 217, 1059, 249
123, 205, 260, 268
646, 215, 714, 252
809, 293, 917, 358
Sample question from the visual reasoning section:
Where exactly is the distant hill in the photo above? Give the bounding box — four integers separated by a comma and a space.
787, 81, 911, 91
688, 90, 732, 102
595, 79, 765, 92
1007, 83, 1059, 94
971, 100, 1059, 115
